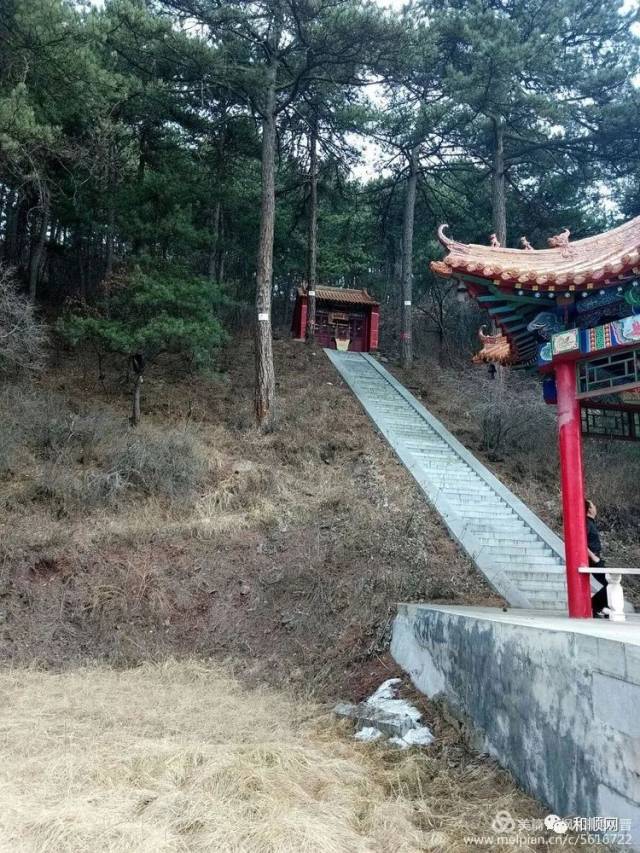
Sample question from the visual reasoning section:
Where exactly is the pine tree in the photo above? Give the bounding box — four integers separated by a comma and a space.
424, 0, 640, 246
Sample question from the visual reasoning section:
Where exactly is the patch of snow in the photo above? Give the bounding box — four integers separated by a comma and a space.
367, 678, 401, 702
335, 678, 435, 750
402, 725, 435, 747
364, 678, 422, 725
354, 726, 384, 742
389, 725, 434, 749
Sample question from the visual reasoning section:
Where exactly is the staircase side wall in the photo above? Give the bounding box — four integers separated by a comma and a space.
391, 604, 640, 848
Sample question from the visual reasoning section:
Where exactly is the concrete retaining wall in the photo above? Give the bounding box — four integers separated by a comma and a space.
391, 604, 640, 847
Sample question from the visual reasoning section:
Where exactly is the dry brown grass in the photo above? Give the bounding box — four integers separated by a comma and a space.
0, 660, 572, 853
0, 338, 497, 684
0, 344, 617, 852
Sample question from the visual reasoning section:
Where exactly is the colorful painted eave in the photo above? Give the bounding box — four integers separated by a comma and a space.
459, 279, 551, 364
431, 216, 640, 291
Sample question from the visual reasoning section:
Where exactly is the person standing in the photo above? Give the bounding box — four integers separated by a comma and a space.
586, 499, 608, 617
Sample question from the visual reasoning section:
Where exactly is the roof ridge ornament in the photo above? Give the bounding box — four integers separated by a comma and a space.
520, 236, 535, 251
472, 325, 512, 364
547, 228, 570, 248
437, 223, 453, 247
489, 233, 501, 248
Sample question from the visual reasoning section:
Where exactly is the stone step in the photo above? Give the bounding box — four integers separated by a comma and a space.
446, 497, 510, 510
524, 598, 565, 610
472, 531, 543, 543
489, 554, 562, 567
453, 510, 520, 521
466, 520, 532, 532
325, 349, 570, 612
507, 570, 566, 582
438, 483, 494, 493
477, 543, 555, 557
516, 579, 567, 593
424, 471, 485, 481
441, 493, 504, 503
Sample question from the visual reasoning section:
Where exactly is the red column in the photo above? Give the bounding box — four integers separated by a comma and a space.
369, 308, 379, 351
555, 360, 592, 618
298, 298, 308, 340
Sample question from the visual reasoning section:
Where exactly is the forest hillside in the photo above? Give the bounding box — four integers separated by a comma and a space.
1, 0, 640, 849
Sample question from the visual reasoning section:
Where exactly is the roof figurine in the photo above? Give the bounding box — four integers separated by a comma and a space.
432, 215, 640, 291
547, 228, 570, 248
431, 214, 640, 364
472, 326, 513, 365
489, 233, 501, 248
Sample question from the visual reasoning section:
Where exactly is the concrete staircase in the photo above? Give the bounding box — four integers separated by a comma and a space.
325, 349, 572, 610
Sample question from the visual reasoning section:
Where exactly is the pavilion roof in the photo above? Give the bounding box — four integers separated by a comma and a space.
431, 216, 640, 291
297, 286, 379, 306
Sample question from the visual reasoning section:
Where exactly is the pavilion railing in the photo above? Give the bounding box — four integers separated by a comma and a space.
578, 567, 640, 622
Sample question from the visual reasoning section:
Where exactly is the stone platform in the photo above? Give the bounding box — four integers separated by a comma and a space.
391, 604, 640, 848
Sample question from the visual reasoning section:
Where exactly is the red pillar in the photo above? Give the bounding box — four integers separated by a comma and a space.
298, 298, 308, 340
555, 360, 592, 618
369, 308, 379, 351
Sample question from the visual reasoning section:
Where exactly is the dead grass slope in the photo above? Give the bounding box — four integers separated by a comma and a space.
0, 339, 499, 695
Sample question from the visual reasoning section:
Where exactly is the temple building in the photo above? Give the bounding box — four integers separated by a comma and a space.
292, 286, 380, 352
431, 218, 640, 618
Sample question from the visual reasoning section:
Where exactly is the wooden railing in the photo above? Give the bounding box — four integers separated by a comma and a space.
579, 567, 640, 622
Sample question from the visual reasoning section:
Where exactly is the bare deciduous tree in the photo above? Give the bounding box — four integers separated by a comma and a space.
0, 265, 47, 378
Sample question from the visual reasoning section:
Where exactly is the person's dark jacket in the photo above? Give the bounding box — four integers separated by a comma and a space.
587, 517, 605, 569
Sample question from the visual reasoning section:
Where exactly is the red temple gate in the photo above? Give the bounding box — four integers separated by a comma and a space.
292, 286, 380, 352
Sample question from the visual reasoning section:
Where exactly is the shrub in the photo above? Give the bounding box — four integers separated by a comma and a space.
0, 265, 47, 378
107, 427, 208, 500
0, 384, 208, 510
34, 466, 129, 512
462, 370, 556, 458
30, 426, 208, 512
0, 387, 119, 465
585, 442, 640, 528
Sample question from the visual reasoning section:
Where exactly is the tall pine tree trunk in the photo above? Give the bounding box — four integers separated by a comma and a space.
305, 115, 318, 342
208, 201, 221, 282
29, 189, 49, 302
105, 146, 116, 280
490, 116, 507, 368
131, 355, 145, 427
51, 220, 62, 245
400, 147, 418, 368
217, 213, 225, 284
132, 127, 148, 256
491, 116, 507, 248
105, 201, 115, 280
0, 186, 7, 244
5, 192, 22, 266
254, 57, 278, 431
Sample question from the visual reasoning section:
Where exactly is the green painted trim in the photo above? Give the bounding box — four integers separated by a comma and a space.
487, 305, 519, 315
458, 274, 555, 306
